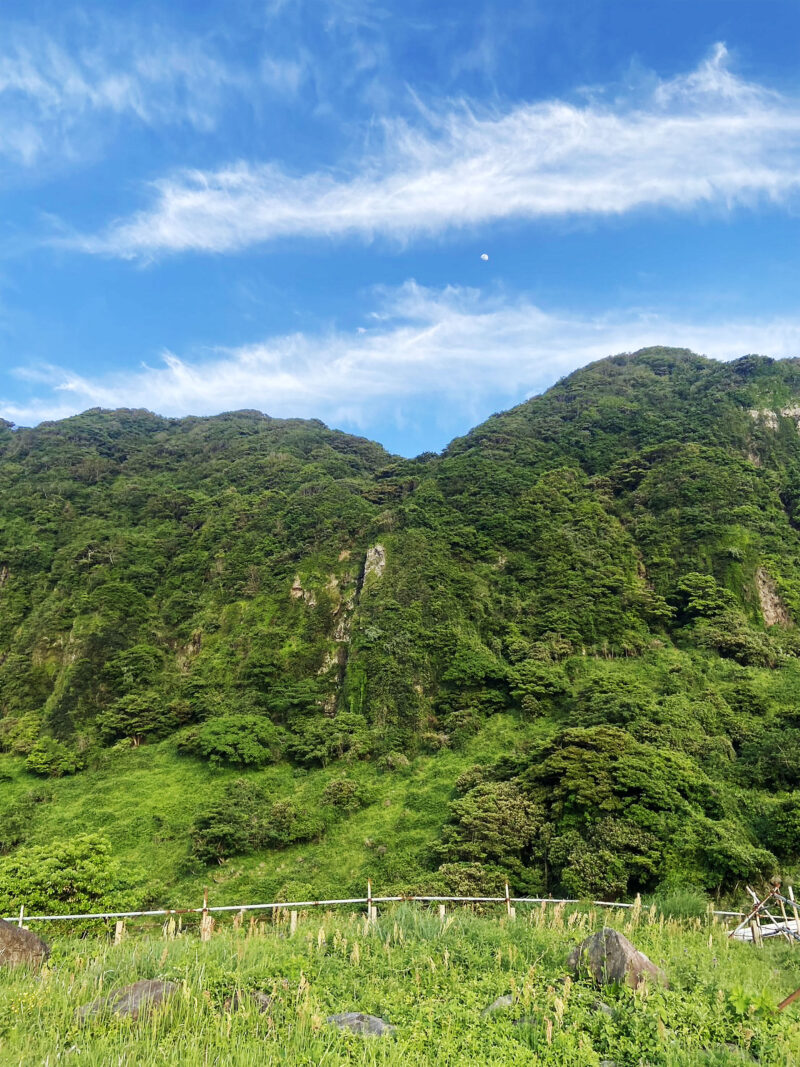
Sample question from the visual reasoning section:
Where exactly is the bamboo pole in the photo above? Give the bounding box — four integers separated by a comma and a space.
729, 887, 778, 940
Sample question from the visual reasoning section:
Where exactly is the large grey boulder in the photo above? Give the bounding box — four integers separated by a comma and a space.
567, 928, 667, 989
0, 917, 50, 970
78, 979, 178, 1021
327, 1012, 395, 1036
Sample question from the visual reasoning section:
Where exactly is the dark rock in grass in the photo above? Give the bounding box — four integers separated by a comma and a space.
224, 990, 274, 1013
78, 979, 178, 1021
567, 928, 668, 990
481, 994, 514, 1015
327, 1012, 395, 1036
0, 917, 50, 970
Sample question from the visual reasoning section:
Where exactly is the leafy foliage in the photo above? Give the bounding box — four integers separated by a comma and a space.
0, 834, 131, 914
3, 350, 800, 898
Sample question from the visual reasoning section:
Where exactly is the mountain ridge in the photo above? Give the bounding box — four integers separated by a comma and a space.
3, 346, 800, 909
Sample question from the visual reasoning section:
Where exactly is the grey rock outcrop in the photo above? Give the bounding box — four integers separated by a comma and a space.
363, 544, 386, 582
0, 917, 50, 970
327, 1012, 395, 1036
77, 979, 178, 1021
567, 928, 667, 989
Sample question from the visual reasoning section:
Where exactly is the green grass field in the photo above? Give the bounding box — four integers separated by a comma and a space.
2, 902, 800, 1066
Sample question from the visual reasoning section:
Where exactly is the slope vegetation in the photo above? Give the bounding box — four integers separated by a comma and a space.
3, 348, 800, 908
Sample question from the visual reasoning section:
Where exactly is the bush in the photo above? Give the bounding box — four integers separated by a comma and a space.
96, 691, 177, 745
177, 715, 286, 767
0, 713, 42, 756
24, 737, 85, 778
320, 777, 372, 812
439, 781, 543, 875
287, 711, 371, 766
190, 779, 325, 863
435, 862, 508, 897
0, 833, 132, 914
508, 661, 571, 716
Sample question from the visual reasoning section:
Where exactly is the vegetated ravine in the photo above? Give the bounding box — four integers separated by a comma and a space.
3, 346, 800, 916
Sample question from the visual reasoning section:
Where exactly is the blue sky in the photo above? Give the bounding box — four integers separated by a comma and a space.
2, 0, 800, 455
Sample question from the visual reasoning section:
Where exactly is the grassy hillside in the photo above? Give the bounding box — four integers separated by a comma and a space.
2, 904, 800, 1065
4, 348, 800, 911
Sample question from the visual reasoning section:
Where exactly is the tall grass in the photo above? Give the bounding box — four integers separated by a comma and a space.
1, 903, 799, 1065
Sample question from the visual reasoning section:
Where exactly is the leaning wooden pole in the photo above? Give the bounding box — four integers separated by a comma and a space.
778, 985, 800, 1012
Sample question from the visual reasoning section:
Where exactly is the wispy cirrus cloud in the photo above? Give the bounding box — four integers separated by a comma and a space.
70, 44, 800, 258
3, 282, 799, 451
0, 15, 247, 172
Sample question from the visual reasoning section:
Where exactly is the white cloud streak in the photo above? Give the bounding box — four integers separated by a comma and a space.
73, 44, 800, 257
3, 283, 799, 449
0, 18, 247, 170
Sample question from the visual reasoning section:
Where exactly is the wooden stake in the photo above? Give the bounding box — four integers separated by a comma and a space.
505, 882, 511, 918
750, 918, 763, 947
438, 904, 446, 922
17, 905, 24, 929
200, 887, 213, 942
778, 894, 793, 945
290, 910, 298, 936
367, 878, 372, 921
114, 920, 125, 945
789, 886, 800, 936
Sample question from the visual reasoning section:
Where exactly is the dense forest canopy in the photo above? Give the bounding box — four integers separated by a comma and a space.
3, 347, 800, 908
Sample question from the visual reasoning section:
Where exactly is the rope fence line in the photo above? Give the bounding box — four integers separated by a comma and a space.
2, 887, 747, 925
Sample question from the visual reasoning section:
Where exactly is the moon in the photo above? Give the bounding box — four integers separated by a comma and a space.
480, 253, 489, 261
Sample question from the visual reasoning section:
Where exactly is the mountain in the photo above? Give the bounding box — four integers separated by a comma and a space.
3, 346, 800, 910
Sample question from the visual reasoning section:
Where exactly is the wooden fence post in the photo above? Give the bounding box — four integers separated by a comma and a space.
789, 886, 800, 936
114, 920, 126, 945
367, 879, 377, 924
438, 904, 446, 922
290, 910, 298, 936
505, 883, 515, 919
17, 905, 24, 929
200, 887, 213, 941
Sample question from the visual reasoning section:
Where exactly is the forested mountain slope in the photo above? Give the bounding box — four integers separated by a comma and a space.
3, 347, 800, 910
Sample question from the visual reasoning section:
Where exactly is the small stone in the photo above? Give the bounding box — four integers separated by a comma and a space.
482, 994, 514, 1015
591, 999, 614, 1017
327, 1012, 394, 1036
77, 979, 178, 1021
0, 917, 50, 970
223, 990, 274, 1013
